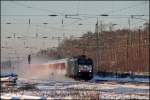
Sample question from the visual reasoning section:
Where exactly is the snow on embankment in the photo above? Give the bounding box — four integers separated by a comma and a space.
91, 75, 149, 83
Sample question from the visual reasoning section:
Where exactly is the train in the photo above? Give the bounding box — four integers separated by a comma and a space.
66, 55, 94, 80
47, 55, 94, 80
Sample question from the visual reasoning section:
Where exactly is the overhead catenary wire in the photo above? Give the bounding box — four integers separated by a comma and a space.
104, 2, 147, 15
7, 1, 148, 17
10, 1, 65, 16
2, 0, 148, 30
2, 1, 148, 52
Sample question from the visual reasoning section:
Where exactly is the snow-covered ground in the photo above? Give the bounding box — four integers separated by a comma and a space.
92, 75, 149, 83
1, 57, 149, 99
1, 76, 149, 99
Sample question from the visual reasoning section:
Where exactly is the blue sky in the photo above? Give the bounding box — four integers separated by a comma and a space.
1, 1, 149, 61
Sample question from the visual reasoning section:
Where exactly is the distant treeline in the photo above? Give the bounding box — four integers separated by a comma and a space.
41, 22, 149, 73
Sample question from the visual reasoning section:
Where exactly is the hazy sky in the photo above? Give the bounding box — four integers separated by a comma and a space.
1, 1, 149, 61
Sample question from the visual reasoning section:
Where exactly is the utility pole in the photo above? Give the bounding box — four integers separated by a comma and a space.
52, 36, 64, 57
8, 56, 12, 72
62, 18, 65, 57
95, 17, 99, 73
100, 20, 103, 62
138, 26, 142, 72
29, 18, 31, 24
147, 23, 149, 71
13, 33, 16, 38
126, 18, 130, 72
86, 32, 90, 56
53, 36, 63, 46
99, 20, 103, 72
62, 19, 65, 38
95, 17, 103, 73
5, 40, 8, 48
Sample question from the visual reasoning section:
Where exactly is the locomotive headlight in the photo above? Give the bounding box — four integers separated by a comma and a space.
79, 65, 83, 70
78, 65, 92, 72
88, 65, 92, 71
78, 65, 83, 72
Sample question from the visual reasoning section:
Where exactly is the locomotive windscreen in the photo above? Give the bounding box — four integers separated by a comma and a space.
77, 59, 86, 65
87, 58, 93, 65
77, 58, 93, 65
